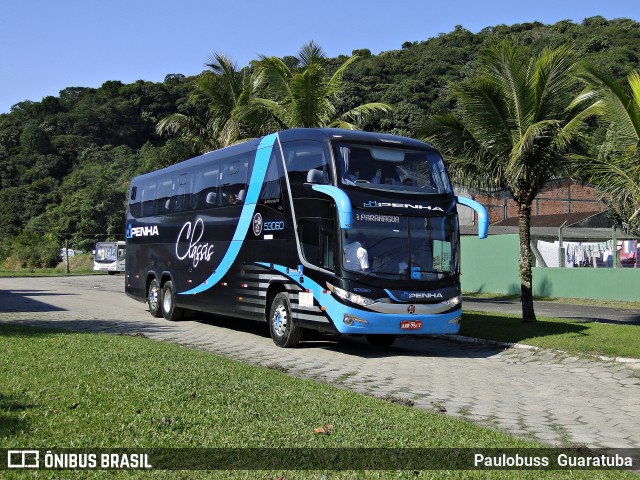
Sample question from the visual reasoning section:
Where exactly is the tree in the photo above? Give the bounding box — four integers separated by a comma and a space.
251, 41, 392, 129
157, 54, 262, 152
573, 65, 640, 235
422, 42, 593, 322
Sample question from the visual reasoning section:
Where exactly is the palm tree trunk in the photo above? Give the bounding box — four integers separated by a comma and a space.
518, 203, 537, 322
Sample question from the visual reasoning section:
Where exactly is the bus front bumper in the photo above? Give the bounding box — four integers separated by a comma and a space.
333, 305, 462, 335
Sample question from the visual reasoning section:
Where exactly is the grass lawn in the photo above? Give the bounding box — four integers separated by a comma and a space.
1, 324, 634, 479
0, 253, 98, 277
461, 312, 640, 359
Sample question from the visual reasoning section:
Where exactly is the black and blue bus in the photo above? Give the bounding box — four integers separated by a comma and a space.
125, 128, 488, 347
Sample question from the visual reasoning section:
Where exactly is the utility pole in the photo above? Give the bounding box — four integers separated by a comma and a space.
65, 239, 70, 274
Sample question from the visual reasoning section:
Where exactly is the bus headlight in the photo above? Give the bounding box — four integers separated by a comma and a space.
326, 283, 375, 307
442, 295, 461, 308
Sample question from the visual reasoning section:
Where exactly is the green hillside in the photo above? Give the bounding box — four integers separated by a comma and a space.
1, 16, 638, 266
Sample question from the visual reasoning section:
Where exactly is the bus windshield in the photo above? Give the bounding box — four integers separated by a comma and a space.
343, 211, 459, 281
333, 141, 453, 194
95, 244, 118, 262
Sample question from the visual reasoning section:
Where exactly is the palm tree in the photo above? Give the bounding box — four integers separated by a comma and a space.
422, 42, 594, 322
572, 65, 640, 234
157, 53, 263, 152
251, 41, 392, 129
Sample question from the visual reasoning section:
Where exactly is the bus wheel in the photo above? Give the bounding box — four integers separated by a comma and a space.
147, 279, 163, 318
269, 292, 302, 348
365, 334, 397, 347
161, 280, 185, 321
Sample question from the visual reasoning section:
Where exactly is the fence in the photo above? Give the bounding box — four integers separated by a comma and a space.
461, 234, 640, 302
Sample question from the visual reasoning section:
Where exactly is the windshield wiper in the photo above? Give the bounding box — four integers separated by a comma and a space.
357, 251, 411, 281
412, 268, 459, 279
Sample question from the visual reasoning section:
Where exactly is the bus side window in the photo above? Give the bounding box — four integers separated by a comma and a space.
157, 178, 173, 215
298, 218, 320, 266
281, 140, 330, 199
258, 149, 284, 211
321, 218, 335, 270
141, 181, 157, 217
171, 173, 193, 213
220, 155, 249, 206
129, 186, 141, 217
194, 166, 219, 210
298, 217, 335, 271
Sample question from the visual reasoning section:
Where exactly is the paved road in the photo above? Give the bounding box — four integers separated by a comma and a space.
463, 297, 640, 325
1, 275, 639, 450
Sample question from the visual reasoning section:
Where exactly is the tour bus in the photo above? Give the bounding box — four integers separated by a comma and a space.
93, 241, 126, 274
125, 129, 488, 347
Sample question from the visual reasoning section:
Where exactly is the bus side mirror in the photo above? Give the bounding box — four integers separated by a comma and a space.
456, 196, 489, 239
311, 185, 352, 230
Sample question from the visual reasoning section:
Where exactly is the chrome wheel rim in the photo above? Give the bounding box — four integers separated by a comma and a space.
148, 286, 158, 310
272, 304, 288, 337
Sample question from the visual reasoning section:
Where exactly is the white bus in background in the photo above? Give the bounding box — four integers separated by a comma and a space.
93, 241, 126, 274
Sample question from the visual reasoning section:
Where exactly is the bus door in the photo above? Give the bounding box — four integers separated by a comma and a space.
281, 140, 337, 272
279, 140, 339, 330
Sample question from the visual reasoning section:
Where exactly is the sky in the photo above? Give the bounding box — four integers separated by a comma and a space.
1, 0, 639, 114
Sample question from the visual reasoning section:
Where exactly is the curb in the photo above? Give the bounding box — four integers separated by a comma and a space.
436, 334, 640, 370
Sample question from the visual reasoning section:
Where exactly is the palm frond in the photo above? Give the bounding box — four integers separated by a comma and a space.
531, 43, 577, 119
556, 100, 605, 150
479, 42, 529, 131
576, 63, 639, 145
290, 63, 331, 127
248, 98, 290, 130
298, 40, 326, 68
327, 55, 360, 94
581, 156, 640, 204
450, 81, 513, 157
337, 103, 393, 129
256, 56, 294, 101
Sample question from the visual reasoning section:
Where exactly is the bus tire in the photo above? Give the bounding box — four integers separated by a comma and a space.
147, 278, 163, 318
161, 280, 185, 321
269, 292, 302, 348
365, 334, 397, 347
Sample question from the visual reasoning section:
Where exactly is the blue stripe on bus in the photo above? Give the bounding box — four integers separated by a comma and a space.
256, 262, 462, 335
179, 133, 278, 295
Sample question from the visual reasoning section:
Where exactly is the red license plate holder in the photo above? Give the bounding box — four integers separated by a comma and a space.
400, 320, 422, 330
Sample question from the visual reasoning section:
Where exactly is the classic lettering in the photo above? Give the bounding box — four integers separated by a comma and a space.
175, 218, 214, 267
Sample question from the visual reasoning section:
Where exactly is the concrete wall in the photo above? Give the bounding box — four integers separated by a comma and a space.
461, 234, 640, 301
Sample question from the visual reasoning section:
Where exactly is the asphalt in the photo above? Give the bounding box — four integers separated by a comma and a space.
0, 276, 639, 454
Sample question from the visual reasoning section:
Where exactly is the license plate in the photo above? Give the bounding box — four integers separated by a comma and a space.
400, 320, 422, 330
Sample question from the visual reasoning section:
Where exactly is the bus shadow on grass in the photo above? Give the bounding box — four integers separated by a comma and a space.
0, 393, 34, 438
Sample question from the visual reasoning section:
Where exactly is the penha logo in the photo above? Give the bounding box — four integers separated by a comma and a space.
126, 224, 159, 238
363, 200, 444, 212
401, 291, 443, 300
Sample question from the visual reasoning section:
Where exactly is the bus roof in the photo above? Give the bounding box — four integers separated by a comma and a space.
131, 128, 434, 184
277, 128, 433, 149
